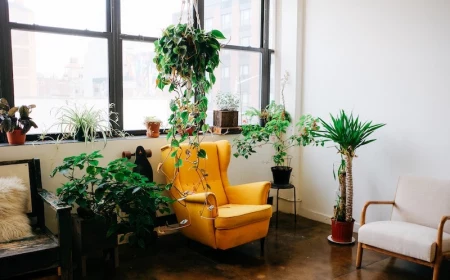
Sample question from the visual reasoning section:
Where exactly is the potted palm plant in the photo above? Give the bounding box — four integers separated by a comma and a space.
0, 98, 37, 145
314, 111, 385, 243
234, 73, 323, 184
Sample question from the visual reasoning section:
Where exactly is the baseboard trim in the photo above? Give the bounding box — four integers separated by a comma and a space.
296, 208, 361, 233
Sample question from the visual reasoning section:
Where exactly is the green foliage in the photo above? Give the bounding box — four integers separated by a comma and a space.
234, 112, 324, 166
47, 103, 125, 146
314, 110, 386, 157
154, 23, 225, 197
51, 151, 173, 248
215, 92, 240, 111
153, 24, 223, 95
0, 98, 37, 134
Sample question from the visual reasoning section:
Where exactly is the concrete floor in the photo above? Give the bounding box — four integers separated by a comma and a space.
22, 213, 450, 279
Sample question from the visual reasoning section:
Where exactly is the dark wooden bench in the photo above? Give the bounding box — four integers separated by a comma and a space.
0, 159, 72, 280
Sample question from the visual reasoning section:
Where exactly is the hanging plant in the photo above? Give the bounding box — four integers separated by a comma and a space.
154, 0, 226, 227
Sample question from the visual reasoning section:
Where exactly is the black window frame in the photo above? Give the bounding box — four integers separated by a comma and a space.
0, 0, 273, 141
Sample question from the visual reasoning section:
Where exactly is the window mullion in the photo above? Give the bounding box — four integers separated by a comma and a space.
0, 0, 14, 104
260, 0, 270, 110
110, 0, 123, 130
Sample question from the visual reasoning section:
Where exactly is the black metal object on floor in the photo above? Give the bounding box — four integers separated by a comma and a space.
271, 182, 296, 229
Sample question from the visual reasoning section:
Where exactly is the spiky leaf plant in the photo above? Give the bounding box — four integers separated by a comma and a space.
315, 110, 385, 222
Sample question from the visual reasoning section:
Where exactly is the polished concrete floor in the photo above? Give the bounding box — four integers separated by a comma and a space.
22, 213, 450, 279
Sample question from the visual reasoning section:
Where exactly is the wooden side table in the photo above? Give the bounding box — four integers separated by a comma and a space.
271, 182, 296, 228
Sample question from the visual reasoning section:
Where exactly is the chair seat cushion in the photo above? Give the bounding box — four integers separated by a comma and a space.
358, 221, 450, 262
215, 204, 272, 230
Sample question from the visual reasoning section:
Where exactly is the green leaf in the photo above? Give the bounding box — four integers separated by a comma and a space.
198, 149, 207, 159
174, 158, 183, 168
210, 30, 226, 39
132, 187, 141, 194
171, 139, 180, 148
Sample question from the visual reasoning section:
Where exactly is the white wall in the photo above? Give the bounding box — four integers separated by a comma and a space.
0, 135, 274, 231
295, 0, 450, 228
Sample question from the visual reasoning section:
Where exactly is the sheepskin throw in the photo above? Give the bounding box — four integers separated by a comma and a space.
0, 176, 33, 242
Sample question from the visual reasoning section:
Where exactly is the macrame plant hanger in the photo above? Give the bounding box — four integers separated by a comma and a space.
179, 0, 202, 29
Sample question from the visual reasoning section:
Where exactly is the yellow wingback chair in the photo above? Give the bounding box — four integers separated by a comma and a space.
160, 140, 272, 253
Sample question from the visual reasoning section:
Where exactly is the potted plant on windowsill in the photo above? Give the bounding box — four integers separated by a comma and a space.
313, 111, 385, 243
144, 116, 162, 138
46, 103, 124, 146
213, 92, 240, 128
233, 72, 323, 184
0, 98, 37, 145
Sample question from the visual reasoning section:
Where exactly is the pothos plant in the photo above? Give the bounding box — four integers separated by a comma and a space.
153, 4, 225, 223
51, 151, 173, 248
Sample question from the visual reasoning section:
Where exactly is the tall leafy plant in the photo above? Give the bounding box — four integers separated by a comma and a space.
51, 151, 172, 248
314, 111, 385, 222
154, 2, 225, 222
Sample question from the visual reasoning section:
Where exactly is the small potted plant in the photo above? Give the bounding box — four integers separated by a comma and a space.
49, 103, 123, 146
144, 116, 162, 138
0, 98, 37, 145
314, 111, 385, 243
213, 92, 240, 128
234, 72, 323, 184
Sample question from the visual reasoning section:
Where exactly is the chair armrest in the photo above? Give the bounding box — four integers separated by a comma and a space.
437, 216, 450, 252
38, 189, 72, 212
360, 200, 395, 226
225, 181, 271, 205
184, 192, 218, 218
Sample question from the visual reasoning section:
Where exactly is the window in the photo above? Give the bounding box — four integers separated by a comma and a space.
221, 13, 231, 30
221, 66, 230, 79
0, 0, 274, 138
240, 36, 251, 47
240, 9, 251, 26
204, 18, 213, 31
240, 65, 249, 76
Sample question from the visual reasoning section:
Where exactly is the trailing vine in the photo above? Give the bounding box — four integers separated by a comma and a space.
154, 1, 225, 225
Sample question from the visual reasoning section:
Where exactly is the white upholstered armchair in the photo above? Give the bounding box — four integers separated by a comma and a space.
356, 176, 450, 280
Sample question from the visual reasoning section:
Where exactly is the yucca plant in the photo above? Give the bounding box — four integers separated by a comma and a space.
315, 111, 385, 222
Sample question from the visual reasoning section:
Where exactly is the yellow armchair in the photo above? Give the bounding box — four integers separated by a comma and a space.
160, 140, 272, 253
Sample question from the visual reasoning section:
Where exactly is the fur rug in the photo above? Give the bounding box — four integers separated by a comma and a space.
0, 176, 33, 242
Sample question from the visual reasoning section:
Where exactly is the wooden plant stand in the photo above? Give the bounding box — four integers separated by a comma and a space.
72, 215, 119, 278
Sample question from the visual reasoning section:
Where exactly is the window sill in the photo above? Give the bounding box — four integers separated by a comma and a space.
0, 131, 239, 148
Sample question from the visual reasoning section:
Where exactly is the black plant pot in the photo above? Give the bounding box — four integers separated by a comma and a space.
271, 166, 292, 185
259, 118, 267, 127
76, 129, 86, 142
76, 129, 94, 142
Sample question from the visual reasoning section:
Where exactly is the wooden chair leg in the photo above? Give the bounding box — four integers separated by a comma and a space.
432, 255, 442, 280
356, 242, 363, 268
260, 238, 265, 257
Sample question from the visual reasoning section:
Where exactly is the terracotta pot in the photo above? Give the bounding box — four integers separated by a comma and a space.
331, 218, 354, 243
146, 122, 161, 138
6, 129, 26, 145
